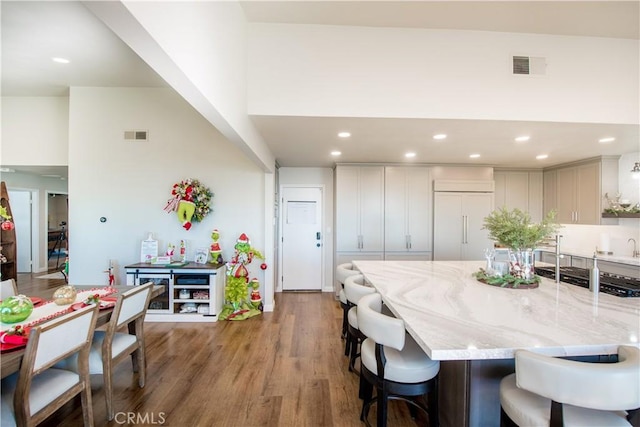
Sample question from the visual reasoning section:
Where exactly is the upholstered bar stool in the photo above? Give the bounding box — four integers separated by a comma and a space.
357, 292, 440, 427
344, 274, 377, 372
336, 262, 360, 341
500, 346, 640, 427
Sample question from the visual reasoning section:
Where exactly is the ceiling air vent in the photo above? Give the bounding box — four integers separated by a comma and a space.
512, 56, 546, 75
124, 130, 149, 141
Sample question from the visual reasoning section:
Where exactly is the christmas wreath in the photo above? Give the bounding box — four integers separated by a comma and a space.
164, 179, 213, 230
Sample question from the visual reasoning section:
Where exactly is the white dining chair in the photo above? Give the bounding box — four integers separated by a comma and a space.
336, 262, 360, 340
56, 282, 154, 420
343, 274, 376, 373
500, 346, 640, 427
1, 304, 99, 427
357, 292, 440, 427
1, 278, 18, 300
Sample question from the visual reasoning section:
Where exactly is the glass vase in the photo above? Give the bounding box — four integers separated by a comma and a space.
508, 248, 535, 281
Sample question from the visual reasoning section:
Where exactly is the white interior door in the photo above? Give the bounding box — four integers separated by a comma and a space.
8, 190, 32, 273
281, 187, 323, 291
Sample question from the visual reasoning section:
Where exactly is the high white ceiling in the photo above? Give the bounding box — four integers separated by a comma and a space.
1, 1, 638, 175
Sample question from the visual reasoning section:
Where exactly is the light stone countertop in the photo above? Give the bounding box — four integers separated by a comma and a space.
353, 260, 640, 361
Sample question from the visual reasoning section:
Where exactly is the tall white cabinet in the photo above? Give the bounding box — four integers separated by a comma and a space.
335, 165, 385, 264
433, 181, 494, 261
384, 166, 432, 260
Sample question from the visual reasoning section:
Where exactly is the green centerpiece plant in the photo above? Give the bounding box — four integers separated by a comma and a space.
474, 207, 560, 288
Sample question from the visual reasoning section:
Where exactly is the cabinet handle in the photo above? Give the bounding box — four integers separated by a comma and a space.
462, 216, 466, 244
408, 235, 412, 249
465, 216, 469, 244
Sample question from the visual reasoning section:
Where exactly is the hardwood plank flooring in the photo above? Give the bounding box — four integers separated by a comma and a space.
10, 273, 425, 427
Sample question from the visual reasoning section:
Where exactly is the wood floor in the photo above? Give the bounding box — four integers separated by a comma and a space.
12, 273, 427, 427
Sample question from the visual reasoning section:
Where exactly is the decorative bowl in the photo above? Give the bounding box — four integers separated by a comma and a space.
53, 285, 77, 305
1, 295, 34, 323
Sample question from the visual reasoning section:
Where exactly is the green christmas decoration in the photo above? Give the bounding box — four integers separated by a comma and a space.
219, 233, 264, 321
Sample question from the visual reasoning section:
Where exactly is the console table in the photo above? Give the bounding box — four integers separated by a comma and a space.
124, 262, 226, 322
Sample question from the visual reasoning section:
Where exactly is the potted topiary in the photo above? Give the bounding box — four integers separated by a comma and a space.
475, 207, 560, 288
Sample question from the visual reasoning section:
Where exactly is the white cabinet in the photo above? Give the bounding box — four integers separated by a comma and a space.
384, 166, 431, 257
545, 157, 618, 225
494, 171, 543, 222
335, 165, 384, 253
125, 262, 226, 322
433, 192, 494, 261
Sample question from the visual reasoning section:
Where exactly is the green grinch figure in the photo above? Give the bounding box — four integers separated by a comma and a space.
219, 233, 264, 321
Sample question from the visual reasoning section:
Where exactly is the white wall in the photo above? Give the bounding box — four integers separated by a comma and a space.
86, 1, 275, 172
248, 24, 638, 125
67, 87, 271, 307
618, 152, 640, 206
278, 167, 334, 292
1, 97, 69, 165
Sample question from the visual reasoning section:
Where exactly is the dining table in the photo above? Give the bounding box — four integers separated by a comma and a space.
1, 285, 163, 380
352, 259, 640, 427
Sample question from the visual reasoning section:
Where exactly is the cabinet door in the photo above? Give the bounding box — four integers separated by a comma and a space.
359, 167, 384, 251
384, 167, 408, 251
433, 193, 463, 260
504, 172, 529, 212
543, 170, 557, 218
384, 167, 430, 252
556, 167, 576, 223
406, 167, 431, 251
336, 166, 361, 251
576, 162, 600, 224
463, 193, 494, 260
528, 172, 543, 223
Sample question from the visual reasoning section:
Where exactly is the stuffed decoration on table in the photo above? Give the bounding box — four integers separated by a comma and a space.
219, 233, 265, 321
210, 228, 223, 264
163, 178, 213, 230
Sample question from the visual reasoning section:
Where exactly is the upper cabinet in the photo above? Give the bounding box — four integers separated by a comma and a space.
494, 171, 543, 222
384, 166, 431, 255
335, 165, 385, 252
543, 157, 618, 225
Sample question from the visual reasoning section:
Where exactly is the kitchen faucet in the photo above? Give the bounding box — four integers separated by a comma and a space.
629, 238, 640, 258
555, 234, 563, 283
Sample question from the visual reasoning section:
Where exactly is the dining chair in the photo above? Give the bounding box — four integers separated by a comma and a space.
343, 274, 376, 373
336, 262, 360, 340
56, 282, 154, 420
500, 346, 640, 427
1, 304, 99, 427
357, 292, 440, 427
1, 278, 18, 299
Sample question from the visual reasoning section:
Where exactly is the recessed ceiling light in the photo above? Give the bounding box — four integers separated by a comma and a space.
331, 151, 342, 156
52, 57, 70, 64
536, 154, 548, 160
338, 132, 351, 138
469, 154, 480, 159
598, 137, 615, 143
433, 134, 447, 140
405, 152, 416, 158
515, 135, 530, 142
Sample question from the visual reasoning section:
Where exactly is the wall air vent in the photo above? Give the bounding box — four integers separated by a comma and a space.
124, 130, 149, 141
512, 56, 546, 75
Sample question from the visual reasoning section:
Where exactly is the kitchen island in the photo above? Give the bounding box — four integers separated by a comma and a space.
353, 260, 640, 427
